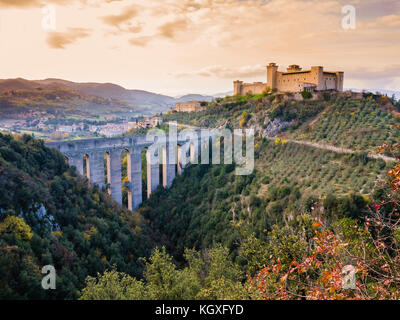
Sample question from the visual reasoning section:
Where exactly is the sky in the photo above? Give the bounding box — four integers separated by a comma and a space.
0, 0, 399, 96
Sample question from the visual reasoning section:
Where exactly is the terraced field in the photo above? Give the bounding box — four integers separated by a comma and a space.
254, 139, 388, 198
288, 97, 400, 153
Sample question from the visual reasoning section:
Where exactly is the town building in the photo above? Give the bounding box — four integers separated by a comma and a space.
174, 101, 206, 113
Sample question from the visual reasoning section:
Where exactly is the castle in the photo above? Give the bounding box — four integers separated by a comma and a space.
234, 63, 344, 95
174, 101, 206, 113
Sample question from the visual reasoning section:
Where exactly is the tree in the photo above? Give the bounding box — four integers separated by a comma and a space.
0, 216, 33, 241
79, 269, 148, 300
248, 140, 400, 300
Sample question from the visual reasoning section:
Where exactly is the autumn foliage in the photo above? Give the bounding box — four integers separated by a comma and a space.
249, 141, 400, 300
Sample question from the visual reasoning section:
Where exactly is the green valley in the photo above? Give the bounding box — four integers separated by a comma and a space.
1, 92, 400, 300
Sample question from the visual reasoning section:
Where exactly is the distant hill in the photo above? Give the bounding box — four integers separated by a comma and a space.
0, 86, 141, 118
174, 94, 214, 102
347, 88, 400, 100
0, 78, 43, 91
0, 78, 177, 114
212, 91, 234, 98
0, 78, 219, 116
36, 78, 176, 110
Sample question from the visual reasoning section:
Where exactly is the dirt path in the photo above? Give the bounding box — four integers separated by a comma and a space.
268, 137, 396, 162
169, 122, 397, 163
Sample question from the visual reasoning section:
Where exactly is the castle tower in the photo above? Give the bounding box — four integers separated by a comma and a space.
266, 63, 278, 90
233, 80, 243, 95
287, 65, 302, 72
311, 66, 324, 90
335, 72, 344, 91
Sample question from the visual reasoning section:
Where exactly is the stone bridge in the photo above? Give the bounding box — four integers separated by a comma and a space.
45, 132, 209, 211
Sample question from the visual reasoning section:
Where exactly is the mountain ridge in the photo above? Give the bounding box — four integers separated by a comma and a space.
0, 78, 216, 111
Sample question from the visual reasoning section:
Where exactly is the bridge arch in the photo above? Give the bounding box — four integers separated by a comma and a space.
45, 132, 212, 211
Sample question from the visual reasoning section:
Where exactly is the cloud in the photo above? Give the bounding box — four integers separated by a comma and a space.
346, 65, 400, 89
158, 18, 189, 39
46, 28, 91, 49
127, 16, 189, 46
365, 15, 400, 28
0, 0, 120, 8
101, 7, 137, 28
176, 64, 267, 79
129, 36, 152, 47
0, 0, 53, 7
100, 6, 144, 35
0, 0, 93, 7
348, 65, 400, 81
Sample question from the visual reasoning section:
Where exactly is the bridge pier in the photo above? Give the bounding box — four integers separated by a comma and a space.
129, 148, 142, 211
90, 151, 106, 189
200, 136, 210, 164
109, 150, 122, 205
177, 145, 184, 175
147, 148, 159, 198
177, 144, 190, 175
162, 144, 176, 187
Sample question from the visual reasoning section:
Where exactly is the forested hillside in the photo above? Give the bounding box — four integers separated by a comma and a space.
81, 92, 399, 300
82, 136, 400, 299
0, 134, 152, 299
136, 136, 388, 262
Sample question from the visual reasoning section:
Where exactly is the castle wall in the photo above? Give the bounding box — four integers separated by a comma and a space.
275, 71, 317, 92
239, 82, 266, 95
175, 101, 205, 112
273, 66, 342, 92
321, 74, 338, 90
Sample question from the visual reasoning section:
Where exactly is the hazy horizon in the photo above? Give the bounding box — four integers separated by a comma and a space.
1, 76, 399, 98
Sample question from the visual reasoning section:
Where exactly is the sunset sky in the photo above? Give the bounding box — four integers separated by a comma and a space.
0, 0, 399, 96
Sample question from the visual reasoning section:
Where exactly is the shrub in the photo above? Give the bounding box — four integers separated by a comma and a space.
301, 91, 312, 99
